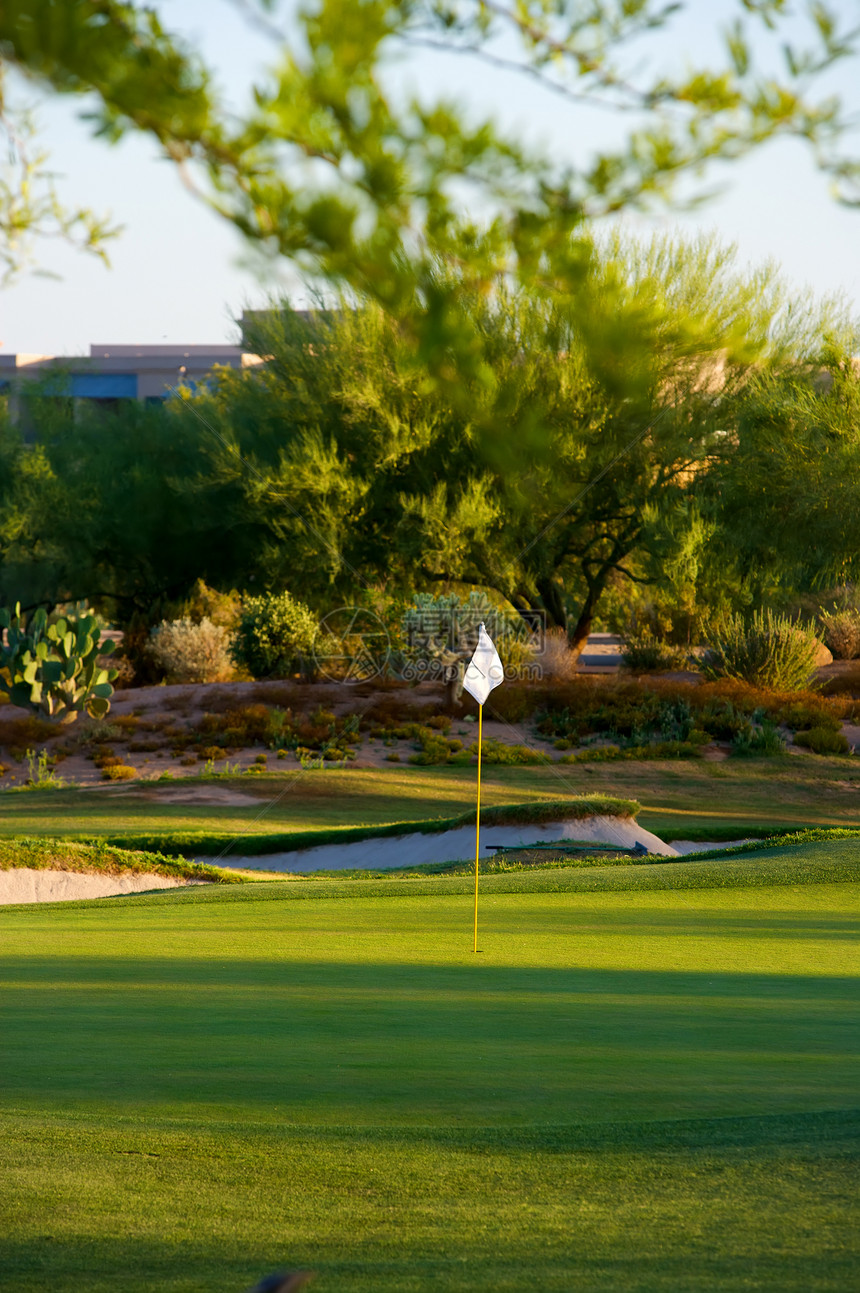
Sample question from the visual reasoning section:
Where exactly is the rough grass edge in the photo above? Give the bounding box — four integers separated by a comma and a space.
0, 837, 245, 883
675, 826, 860, 860
21, 836, 860, 910
88, 795, 641, 857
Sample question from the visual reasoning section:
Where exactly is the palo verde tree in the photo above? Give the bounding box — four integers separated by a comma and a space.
6, 235, 848, 647
175, 234, 843, 655
702, 342, 860, 604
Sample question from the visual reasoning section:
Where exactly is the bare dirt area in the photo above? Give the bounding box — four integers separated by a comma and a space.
93, 784, 267, 806
0, 675, 552, 790
1, 647, 858, 793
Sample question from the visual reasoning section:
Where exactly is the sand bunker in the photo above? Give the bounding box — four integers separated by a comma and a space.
0, 868, 209, 905
216, 813, 678, 874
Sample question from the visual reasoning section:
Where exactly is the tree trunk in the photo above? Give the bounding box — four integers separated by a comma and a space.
535, 577, 567, 632
568, 584, 601, 661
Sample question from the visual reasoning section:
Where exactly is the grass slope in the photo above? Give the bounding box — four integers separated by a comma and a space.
1, 854, 858, 1291
3, 758, 860, 852
94, 794, 640, 858
0, 837, 243, 883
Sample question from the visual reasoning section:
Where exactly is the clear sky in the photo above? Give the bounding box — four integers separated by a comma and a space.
1, 0, 858, 356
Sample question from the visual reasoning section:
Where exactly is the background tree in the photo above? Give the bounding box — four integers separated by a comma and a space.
703, 344, 860, 606
3, 236, 852, 651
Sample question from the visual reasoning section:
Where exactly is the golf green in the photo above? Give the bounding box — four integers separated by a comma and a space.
1, 874, 858, 1291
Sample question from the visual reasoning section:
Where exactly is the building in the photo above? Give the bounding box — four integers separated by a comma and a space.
0, 343, 264, 422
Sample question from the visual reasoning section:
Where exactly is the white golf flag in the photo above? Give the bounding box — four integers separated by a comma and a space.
463, 622, 504, 706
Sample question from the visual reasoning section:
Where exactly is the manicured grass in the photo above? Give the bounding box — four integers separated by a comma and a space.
1, 857, 858, 1291
3, 758, 860, 855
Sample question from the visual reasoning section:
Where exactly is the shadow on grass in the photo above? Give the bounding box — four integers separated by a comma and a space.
3, 957, 858, 1122
1, 1108, 858, 1293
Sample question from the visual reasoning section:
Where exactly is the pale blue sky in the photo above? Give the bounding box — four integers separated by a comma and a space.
1, 0, 858, 356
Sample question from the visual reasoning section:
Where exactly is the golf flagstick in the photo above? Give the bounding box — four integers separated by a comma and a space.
474, 703, 482, 953
462, 623, 504, 953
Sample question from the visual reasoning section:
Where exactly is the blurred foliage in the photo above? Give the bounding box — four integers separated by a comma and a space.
2, 0, 860, 336
0, 65, 119, 284
704, 351, 860, 600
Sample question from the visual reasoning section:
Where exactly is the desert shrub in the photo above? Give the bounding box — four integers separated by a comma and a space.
0, 715, 62, 747
773, 700, 841, 733
535, 684, 666, 743
196, 704, 277, 747
73, 720, 125, 746
819, 608, 860, 660
182, 579, 242, 630
148, 617, 233, 684
111, 714, 140, 734
101, 763, 137, 780
24, 747, 67, 789
485, 684, 536, 724
620, 630, 689, 673
468, 738, 546, 765
731, 721, 786, 757
560, 740, 701, 764
696, 698, 752, 740
536, 628, 579, 682
230, 592, 318, 679
657, 698, 694, 741
408, 725, 466, 765
194, 703, 361, 756
793, 726, 851, 755
701, 611, 821, 691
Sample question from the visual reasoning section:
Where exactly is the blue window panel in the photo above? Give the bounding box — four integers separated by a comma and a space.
70, 373, 137, 399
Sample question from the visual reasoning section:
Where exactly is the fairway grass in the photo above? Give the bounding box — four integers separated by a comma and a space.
1, 865, 858, 1291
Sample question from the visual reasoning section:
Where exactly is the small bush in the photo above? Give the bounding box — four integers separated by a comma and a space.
230, 592, 318, 680
819, 608, 860, 660
731, 721, 787, 758
471, 739, 546, 766
702, 611, 821, 691
620, 630, 689, 673
74, 720, 124, 746
148, 617, 233, 684
101, 763, 137, 781
793, 726, 851, 755
536, 628, 579, 682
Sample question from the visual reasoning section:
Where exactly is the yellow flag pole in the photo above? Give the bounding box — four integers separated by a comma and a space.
473, 703, 483, 953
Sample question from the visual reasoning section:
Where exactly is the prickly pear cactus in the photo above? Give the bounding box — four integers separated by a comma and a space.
0, 603, 119, 724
